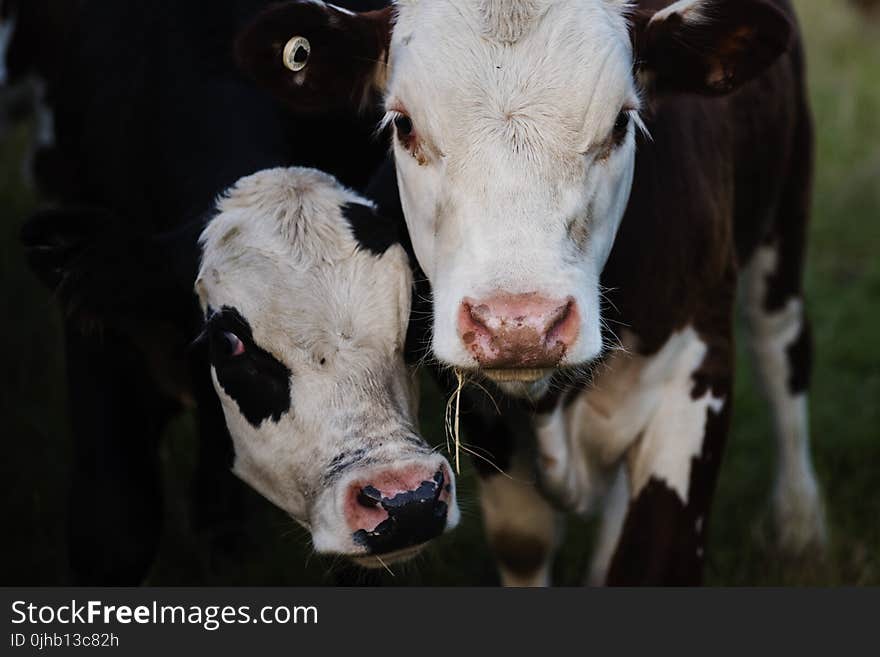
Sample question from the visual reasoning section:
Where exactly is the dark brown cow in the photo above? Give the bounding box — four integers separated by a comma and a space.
237, 0, 826, 585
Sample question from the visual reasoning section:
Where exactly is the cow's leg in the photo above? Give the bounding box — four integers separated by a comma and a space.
607, 326, 733, 585
468, 409, 561, 587
479, 456, 561, 587
65, 326, 176, 584
587, 464, 629, 586
739, 96, 826, 556
742, 244, 826, 553
741, 244, 825, 551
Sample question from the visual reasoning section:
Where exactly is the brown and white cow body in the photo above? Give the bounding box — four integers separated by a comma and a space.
237, 0, 826, 584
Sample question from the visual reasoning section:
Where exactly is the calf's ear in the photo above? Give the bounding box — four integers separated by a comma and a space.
631, 0, 794, 96
235, 1, 392, 113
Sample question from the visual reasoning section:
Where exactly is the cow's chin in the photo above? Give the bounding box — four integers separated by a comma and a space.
349, 544, 428, 569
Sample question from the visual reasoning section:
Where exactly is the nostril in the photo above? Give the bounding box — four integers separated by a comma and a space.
546, 299, 573, 337
356, 485, 383, 509
460, 301, 491, 338
545, 298, 579, 345
467, 302, 491, 327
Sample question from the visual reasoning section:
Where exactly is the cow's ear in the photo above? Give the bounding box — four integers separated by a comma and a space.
20, 207, 114, 292
235, 1, 393, 113
21, 207, 192, 326
631, 0, 794, 96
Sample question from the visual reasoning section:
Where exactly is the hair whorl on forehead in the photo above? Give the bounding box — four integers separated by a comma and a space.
478, 0, 547, 43
199, 167, 367, 268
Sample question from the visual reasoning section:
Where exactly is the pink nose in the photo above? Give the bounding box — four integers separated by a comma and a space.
458, 293, 579, 369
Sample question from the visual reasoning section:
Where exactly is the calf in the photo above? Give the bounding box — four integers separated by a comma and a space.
238, 0, 827, 584
197, 167, 457, 563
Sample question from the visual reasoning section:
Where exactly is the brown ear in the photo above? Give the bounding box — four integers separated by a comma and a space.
235, 1, 392, 113
632, 0, 794, 96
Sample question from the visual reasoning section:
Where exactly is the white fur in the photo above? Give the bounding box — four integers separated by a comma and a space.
627, 328, 725, 500
649, 0, 707, 27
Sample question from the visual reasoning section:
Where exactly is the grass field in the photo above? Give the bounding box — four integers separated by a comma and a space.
1, 0, 877, 586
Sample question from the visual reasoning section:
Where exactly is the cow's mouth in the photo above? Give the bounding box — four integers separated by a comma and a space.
350, 543, 428, 568
482, 368, 553, 383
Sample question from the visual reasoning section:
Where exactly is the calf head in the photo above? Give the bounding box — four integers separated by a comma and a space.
196, 167, 458, 566
239, 0, 794, 396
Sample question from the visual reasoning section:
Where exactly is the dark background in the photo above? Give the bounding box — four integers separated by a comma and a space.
1, 0, 878, 585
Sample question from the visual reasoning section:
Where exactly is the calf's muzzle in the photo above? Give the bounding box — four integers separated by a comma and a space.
346, 465, 451, 555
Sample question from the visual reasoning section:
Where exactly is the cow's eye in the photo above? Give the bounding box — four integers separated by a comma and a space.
393, 114, 413, 141
612, 111, 631, 143
389, 109, 430, 163
219, 331, 245, 358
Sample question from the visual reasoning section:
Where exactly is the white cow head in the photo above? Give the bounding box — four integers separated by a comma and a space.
195, 167, 458, 566
237, 0, 793, 396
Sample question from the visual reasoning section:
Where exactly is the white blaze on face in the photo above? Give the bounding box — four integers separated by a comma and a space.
384, 0, 640, 374
194, 167, 456, 557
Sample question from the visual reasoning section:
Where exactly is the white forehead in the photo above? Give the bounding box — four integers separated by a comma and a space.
197, 167, 410, 358
201, 166, 363, 265
388, 0, 637, 158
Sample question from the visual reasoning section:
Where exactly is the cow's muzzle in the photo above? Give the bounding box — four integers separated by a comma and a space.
458, 292, 580, 370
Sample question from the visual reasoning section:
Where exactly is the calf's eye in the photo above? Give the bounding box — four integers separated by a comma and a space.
220, 331, 245, 358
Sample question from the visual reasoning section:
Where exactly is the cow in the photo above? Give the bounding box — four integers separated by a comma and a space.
13, 0, 461, 583
237, 0, 828, 585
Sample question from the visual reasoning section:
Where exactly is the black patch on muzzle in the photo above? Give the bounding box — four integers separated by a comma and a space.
353, 470, 448, 555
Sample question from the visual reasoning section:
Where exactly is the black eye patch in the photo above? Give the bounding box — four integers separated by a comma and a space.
205, 306, 292, 428
341, 203, 400, 256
